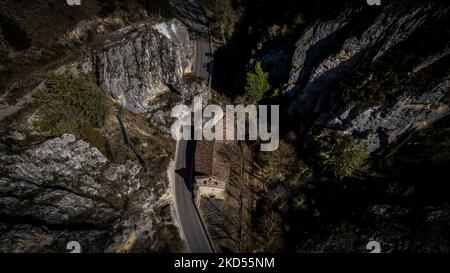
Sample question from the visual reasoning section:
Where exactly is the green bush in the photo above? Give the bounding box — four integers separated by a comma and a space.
54, 120, 78, 134
259, 140, 296, 184
79, 124, 107, 152
245, 61, 271, 103
292, 194, 307, 211
297, 163, 314, 183
292, 14, 305, 28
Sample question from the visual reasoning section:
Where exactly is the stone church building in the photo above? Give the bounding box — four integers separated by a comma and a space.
194, 139, 231, 200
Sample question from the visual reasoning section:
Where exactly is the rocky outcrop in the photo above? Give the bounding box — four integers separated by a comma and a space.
0, 134, 177, 252
287, 12, 351, 92
94, 18, 210, 134
286, 3, 450, 153
147, 79, 211, 133
0, 15, 207, 252
96, 19, 197, 113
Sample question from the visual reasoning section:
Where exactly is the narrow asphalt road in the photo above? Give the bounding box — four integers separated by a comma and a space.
170, 0, 213, 253
174, 140, 213, 253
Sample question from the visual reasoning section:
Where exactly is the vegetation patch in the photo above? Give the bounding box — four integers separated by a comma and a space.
34, 73, 111, 152
314, 133, 369, 181
183, 73, 206, 85
337, 58, 417, 107
316, 134, 369, 180
199, 0, 243, 43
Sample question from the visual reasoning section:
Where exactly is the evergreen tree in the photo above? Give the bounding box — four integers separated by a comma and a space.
245, 61, 271, 103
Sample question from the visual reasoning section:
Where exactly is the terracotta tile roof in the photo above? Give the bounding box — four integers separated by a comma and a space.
195, 140, 231, 183
195, 140, 214, 177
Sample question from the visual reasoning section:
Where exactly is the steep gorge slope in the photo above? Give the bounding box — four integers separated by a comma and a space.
0, 1, 205, 252
285, 2, 449, 153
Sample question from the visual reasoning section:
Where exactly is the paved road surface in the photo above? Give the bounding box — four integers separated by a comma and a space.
174, 140, 213, 253
170, 0, 213, 253
170, 0, 212, 79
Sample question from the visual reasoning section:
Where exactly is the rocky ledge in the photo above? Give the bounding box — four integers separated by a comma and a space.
0, 133, 178, 252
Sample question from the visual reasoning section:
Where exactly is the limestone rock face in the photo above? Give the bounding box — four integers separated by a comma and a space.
287, 14, 350, 92
0, 134, 173, 252
286, 3, 450, 152
96, 19, 195, 113
326, 79, 450, 152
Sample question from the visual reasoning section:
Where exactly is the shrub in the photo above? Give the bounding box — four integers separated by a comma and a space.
34, 73, 110, 152
316, 134, 369, 180
292, 14, 305, 28
259, 140, 296, 184
245, 61, 271, 103
297, 163, 314, 183
292, 194, 307, 211
199, 0, 243, 41
79, 123, 107, 152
